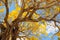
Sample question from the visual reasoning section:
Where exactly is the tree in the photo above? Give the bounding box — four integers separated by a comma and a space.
0, 0, 60, 40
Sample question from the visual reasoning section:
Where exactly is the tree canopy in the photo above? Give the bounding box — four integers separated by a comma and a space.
0, 0, 60, 40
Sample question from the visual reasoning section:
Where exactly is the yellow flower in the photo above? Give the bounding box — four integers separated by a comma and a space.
0, 8, 4, 13
30, 36, 38, 40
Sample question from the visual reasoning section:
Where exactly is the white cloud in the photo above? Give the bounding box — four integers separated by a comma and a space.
46, 21, 59, 34
17, 0, 22, 7
16, 38, 20, 40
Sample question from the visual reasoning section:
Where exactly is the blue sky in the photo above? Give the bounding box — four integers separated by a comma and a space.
9, 2, 15, 12
40, 34, 58, 40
